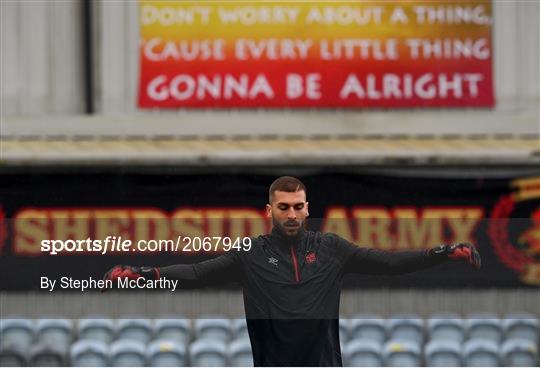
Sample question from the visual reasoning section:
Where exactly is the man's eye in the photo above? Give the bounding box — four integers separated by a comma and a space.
294, 205, 304, 210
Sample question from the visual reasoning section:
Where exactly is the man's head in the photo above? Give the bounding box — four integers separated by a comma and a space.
266, 176, 309, 236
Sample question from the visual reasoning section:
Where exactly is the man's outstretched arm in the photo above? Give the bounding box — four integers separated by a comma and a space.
334, 235, 481, 275
102, 252, 242, 289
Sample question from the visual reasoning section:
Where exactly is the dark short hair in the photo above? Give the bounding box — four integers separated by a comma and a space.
268, 176, 307, 203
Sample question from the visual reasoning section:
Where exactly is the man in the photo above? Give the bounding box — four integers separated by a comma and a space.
104, 176, 481, 366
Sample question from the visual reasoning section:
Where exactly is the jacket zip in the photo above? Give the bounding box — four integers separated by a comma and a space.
290, 245, 300, 282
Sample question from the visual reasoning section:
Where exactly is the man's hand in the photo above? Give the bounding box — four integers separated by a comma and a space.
102, 265, 159, 290
428, 242, 481, 270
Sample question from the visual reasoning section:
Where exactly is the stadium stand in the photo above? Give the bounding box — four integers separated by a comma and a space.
70, 340, 109, 366
232, 319, 249, 340
427, 313, 466, 342
463, 338, 500, 366
148, 339, 187, 367
116, 318, 153, 343
0, 319, 34, 352
154, 318, 191, 344
424, 339, 462, 367
29, 344, 66, 366
501, 338, 538, 367
343, 339, 384, 367
228, 338, 253, 367
189, 338, 228, 367
387, 314, 424, 344
465, 313, 504, 343
194, 318, 232, 342
383, 339, 422, 367
350, 315, 387, 344
1, 1, 539, 367
1, 314, 538, 366
35, 319, 73, 353
109, 340, 146, 367
77, 318, 115, 344
0, 346, 27, 367
503, 313, 539, 342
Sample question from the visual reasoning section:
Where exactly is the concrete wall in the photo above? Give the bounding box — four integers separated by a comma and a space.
0, 1, 85, 116
2, 289, 538, 318
1, 1, 538, 136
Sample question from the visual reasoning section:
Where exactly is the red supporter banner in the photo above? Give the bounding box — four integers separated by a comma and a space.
138, 1, 494, 108
1, 172, 539, 289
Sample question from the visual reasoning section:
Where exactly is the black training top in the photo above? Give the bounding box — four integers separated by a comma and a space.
159, 228, 446, 366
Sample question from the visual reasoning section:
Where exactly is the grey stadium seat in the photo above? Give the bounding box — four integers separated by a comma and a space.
466, 313, 503, 343
501, 338, 538, 367
343, 339, 383, 367
189, 338, 228, 367
148, 339, 187, 367
424, 339, 462, 367
154, 318, 191, 343
116, 318, 152, 343
70, 339, 109, 366
387, 314, 424, 344
110, 339, 146, 367
350, 315, 386, 344
383, 339, 421, 367
0, 319, 34, 351
0, 346, 27, 367
29, 343, 66, 367
463, 338, 500, 367
229, 338, 253, 367
194, 318, 232, 341
502, 313, 539, 342
428, 313, 465, 342
36, 318, 73, 353
232, 318, 249, 340
339, 319, 350, 343
77, 318, 115, 344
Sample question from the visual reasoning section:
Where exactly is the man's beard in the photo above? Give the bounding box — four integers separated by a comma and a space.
272, 217, 305, 237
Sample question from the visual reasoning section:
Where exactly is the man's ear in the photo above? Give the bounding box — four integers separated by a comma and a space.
266, 204, 272, 218
305, 202, 309, 217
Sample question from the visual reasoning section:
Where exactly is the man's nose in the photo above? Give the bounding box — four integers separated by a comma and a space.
287, 208, 296, 219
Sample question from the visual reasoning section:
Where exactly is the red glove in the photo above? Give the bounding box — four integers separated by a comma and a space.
102, 265, 159, 289
428, 242, 481, 270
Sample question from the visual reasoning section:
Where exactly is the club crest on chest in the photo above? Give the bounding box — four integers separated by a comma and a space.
305, 252, 317, 264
